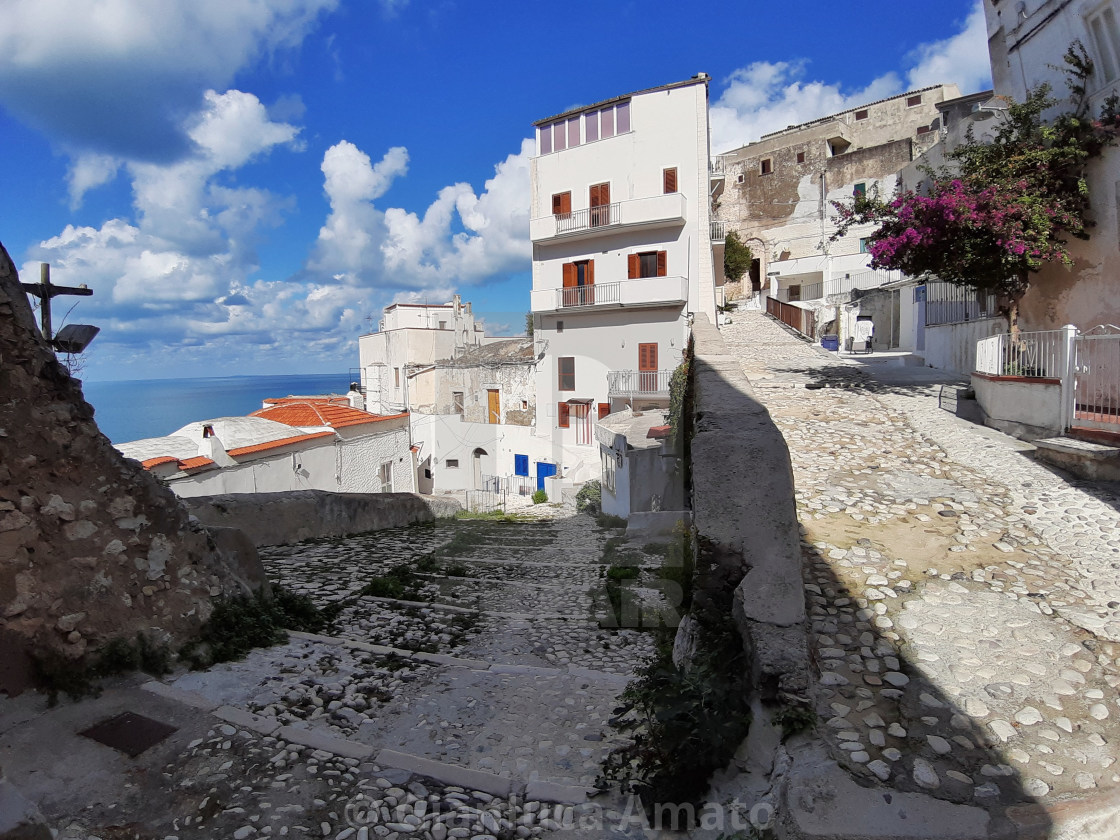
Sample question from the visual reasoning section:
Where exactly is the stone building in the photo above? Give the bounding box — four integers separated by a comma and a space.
713, 84, 961, 316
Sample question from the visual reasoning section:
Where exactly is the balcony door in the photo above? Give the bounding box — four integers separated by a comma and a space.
639, 343, 658, 393
589, 182, 611, 227
562, 259, 595, 307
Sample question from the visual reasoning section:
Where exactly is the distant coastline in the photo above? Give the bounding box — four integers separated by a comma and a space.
82, 373, 353, 444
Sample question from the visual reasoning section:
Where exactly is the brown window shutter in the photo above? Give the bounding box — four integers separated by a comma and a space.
558, 403, 570, 428
663, 167, 677, 193
587, 259, 595, 285
598, 402, 610, 419
552, 194, 562, 214
656, 251, 667, 277
628, 254, 639, 279
601, 182, 609, 204
562, 262, 576, 288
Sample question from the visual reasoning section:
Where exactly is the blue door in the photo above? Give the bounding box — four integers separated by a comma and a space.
536, 462, 557, 491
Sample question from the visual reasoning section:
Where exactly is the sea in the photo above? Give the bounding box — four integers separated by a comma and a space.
81, 373, 354, 444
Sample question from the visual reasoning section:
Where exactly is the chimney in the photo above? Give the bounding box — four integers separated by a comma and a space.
199, 425, 236, 467
348, 383, 365, 411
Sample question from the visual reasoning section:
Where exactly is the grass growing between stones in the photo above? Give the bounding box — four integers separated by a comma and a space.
32, 632, 173, 705
180, 587, 336, 670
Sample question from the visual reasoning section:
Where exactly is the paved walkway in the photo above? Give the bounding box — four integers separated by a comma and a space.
3, 505, 658, 840
722, 311, 1120, 831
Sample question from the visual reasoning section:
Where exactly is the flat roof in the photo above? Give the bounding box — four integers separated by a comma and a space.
533, 74, 708, 127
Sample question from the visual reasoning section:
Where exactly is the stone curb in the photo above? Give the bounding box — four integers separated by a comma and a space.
214, 705, 280, 735
140, 680, 219, 711
277, 725, 375, 760
374, 749, 514, 799
524, 780, 590, 804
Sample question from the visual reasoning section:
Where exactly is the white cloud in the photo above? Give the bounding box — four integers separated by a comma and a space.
309, 138, 533, 292
905, 2, 992, 94
0, 0, 337, 162
710, 0, 992, 153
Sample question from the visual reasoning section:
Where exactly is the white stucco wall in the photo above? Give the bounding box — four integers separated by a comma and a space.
972, 374, 1064, 434
924, 319, 1007, 374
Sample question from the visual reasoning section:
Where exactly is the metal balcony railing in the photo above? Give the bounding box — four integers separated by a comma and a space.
559, 282, 620, 308
607, 369, 672, 397
554, 203, 619, 234
710, 220, 727, 241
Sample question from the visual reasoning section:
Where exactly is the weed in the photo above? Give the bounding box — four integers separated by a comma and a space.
455, 509, 528, 522
596, 512, 627, 529
444, 563, 469, 577
642, 542, 670, 557
32, 631, 174, 705
361, 576, 406, 599
772, 703, 817, 741
438, 529, 487, 557
606, 565, 640, 581
415, 554, 440, 573
532, 489, 548, 504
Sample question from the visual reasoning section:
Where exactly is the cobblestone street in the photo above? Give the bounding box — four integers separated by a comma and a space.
722, 310, 1120, 831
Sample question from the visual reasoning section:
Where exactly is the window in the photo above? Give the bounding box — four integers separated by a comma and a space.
552, 191, 571, 216
760, 158, 772, 175
796, 151, 805, 164
853, 182, 867, 198
737, 173, 745, 183
602, 449, 616, 493
616, 101, 630, 133
379, 462, 393, 493
567, 116, 580, 148
573, 402, 592, 445
579, 100, 629, 143
553, 121, 567, 151
585, 110, 599, 142
446, 459, 459, 469
589, 182, 611, 226
558, 357, 575, 391
556, 320, 564, 333
629, 250, 667, 279
916, 125, 932, 136
558, 402, 570, 428
1088, 4, 1120, 82
663, 167, 678, 193
855, 109, 869, 121
452, 391, 464, 415
514, 454, 529, 477
561, 260, 595, 306
907, 94, 922, 107
439, 320, 447, 329
788, 285, 801, 302
859, 237, 871, 254
539, 125, 552, 155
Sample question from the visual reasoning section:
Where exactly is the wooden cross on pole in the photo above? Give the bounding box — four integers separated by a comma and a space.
20, 263, 92, 343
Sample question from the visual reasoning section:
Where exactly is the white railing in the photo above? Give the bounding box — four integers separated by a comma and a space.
608, 369, 672, 397
1074, 325, 1120, 431
974, 329, 1068, 378
824, 269, 902, 297
530, 193, 687, 241
559, 283, 621, 308
533, 275, 688, 312
710, 157, 727, 176
800, 281, 823, 301
711, 220, 727, 241
555, 203, 620, 233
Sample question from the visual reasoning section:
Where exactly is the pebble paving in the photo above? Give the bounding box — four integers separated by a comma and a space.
50, 504, 660, 840
722, 310, 1120, 816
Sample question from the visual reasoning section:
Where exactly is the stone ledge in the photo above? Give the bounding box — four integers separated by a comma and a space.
374, 749, 514, 799
277, 725, 374, 760
524, 779, 589, 804
140, 680, 219, 711
213, 705, 280, 735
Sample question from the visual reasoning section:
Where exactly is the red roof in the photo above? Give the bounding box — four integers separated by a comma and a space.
178, 456, 216, 470
227, 430, 335, 458
252, 399, 408, 430
141, 456, 178, 469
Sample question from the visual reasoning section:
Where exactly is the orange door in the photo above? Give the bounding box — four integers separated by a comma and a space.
487, 389, 500, 424
590, 182, 610, 226
638, 343, 658, 393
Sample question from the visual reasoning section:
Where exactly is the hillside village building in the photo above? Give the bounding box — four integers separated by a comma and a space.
713, 84, 961, 345
117, 397, 413, 497
528, 74, 718, 485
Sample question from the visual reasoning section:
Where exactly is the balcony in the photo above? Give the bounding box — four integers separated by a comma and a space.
530, 275, 688, 313
529, 193, 686, 243
607, 369, 672, 398
710, 219, 726, 242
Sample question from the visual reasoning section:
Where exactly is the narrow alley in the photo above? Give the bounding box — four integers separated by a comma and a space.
722, 310, 1120, 835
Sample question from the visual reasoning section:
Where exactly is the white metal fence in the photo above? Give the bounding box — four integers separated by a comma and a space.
974, 329, 1068, 379
1074, 325, 1120, 431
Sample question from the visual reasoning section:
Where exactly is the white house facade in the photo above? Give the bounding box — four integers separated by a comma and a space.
528, 75, 717, 482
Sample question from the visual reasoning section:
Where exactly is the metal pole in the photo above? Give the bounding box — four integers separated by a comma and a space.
39, 263, 52, 341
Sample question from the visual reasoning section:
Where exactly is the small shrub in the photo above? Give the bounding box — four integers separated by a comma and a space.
606, 565, 640, 581
360, 576, 406, 599
596, 512, 626, 529
415, 554, 440, 573
532, 489, 548, 504
444, 563, 469, 577
576, 480, 602, 514
33, 631, 173, 705
772, 703, 817, 741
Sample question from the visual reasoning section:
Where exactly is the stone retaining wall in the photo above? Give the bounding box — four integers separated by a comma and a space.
183, 490, 461, 547
688, 314, 809, 699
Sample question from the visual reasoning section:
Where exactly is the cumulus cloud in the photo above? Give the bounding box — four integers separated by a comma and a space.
0, 0, 337, 162
710, 0, 992, 152
309, 137, 532, 292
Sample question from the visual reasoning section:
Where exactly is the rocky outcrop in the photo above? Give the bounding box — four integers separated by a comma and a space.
0, 242, 259, 688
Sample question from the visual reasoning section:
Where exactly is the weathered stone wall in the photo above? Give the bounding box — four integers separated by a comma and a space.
0, 243, 257, 679
688, 314, 809, 699
184, 490, 462, 547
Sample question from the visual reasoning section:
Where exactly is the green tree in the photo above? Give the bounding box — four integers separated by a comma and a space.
525, 311, 534, 339
832, 44, 1119, 336
723, 230, 753, 284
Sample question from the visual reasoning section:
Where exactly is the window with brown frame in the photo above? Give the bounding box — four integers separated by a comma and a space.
558, 402, 570, 428
551, 191, 571, 216
796, 151, 805, 164
663, 167, 678, 193
558, 357, 575, 391
855, 109, 869, 120
907, 94, 922, 107
628, 251, 667, 279
760, 158, 772, 175
598, 402, 610, 420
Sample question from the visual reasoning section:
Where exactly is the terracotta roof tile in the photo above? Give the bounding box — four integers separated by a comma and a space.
227, 430, 335, 458
251, 401, 408, 430
177, 456, 216, 470
140, 456, 178, 468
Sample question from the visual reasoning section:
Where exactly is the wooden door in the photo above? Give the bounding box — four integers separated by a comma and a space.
638, 343, 658, 393
487, 389, 500, 424
589, 182, 610, 226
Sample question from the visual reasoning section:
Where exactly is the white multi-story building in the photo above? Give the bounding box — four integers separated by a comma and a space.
528, 75, 717, 480
358, 296, 484, 414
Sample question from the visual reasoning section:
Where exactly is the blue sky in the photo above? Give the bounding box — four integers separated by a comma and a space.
0, 0, 991, 381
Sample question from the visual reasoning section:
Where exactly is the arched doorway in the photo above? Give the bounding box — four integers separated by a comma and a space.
472, 447, 488, 490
